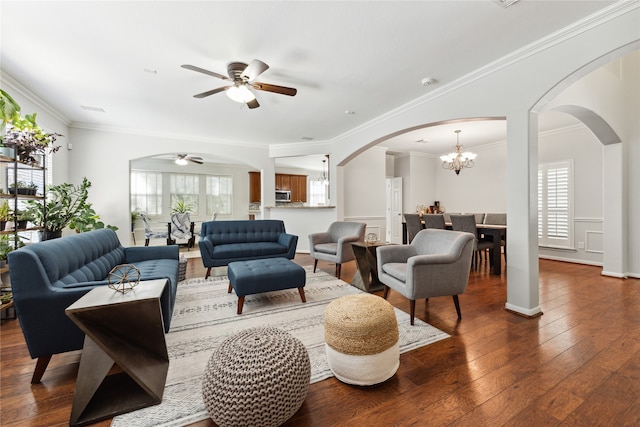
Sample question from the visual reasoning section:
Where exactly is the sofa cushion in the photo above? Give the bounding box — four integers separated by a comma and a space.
382, 262, 407, 282
212, 242, 288, 259
314, 243, 338, 255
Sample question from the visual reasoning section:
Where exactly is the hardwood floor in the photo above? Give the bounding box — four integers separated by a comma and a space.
1, 255, 639, 426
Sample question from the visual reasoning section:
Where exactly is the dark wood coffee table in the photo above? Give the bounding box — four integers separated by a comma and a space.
351, 241, 387, 292
65, 279, 169, 426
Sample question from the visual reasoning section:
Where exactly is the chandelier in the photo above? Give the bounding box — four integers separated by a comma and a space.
440, 130, 477, 175
318, 159, 329, 186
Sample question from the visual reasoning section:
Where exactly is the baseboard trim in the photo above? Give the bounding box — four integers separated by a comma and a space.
504, 303, 543, 318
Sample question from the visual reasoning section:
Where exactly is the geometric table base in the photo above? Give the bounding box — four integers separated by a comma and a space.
65, 280, 169, 426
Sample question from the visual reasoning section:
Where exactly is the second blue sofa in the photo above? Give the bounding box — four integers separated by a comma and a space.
198, 219, 298, 278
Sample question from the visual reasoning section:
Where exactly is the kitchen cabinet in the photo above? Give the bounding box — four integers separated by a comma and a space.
249, 171, 261, 203
251, 172, 307, 203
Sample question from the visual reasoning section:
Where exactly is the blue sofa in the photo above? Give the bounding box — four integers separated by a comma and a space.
7, 228, 179, 383
198, 219, 298, 278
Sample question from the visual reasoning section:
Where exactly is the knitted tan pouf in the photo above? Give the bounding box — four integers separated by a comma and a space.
202, 326, 310, 427
324, 293, 399, 385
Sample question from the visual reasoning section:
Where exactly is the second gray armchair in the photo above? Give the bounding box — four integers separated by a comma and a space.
377, 229, 474, 325
309, 221, 366, 279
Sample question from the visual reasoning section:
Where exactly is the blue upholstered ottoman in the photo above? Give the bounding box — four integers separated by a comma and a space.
227, 258, 306, 314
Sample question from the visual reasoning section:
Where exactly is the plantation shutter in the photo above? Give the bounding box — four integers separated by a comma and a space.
538, 161, 572, 248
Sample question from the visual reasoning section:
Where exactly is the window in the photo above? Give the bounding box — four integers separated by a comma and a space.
131, 171, 163, 215
205, 175, 232, 216
169, 174, 199, 214
309, 180, 327, 206
538, 161, 573, 248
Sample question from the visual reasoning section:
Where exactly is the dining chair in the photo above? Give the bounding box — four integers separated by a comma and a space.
466, 213, 486, 224
450, 214, 494, 270
443, 212, 459, 223
403, 213, 424, 243
423, 214, 445, 229
483, 213, 507, 261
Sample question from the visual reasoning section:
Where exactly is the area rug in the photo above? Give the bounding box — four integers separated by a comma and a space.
111, 267, 450, 427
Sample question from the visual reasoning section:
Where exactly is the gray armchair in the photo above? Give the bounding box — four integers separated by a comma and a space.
309, 221, 366, 279
377, 229, 474, 325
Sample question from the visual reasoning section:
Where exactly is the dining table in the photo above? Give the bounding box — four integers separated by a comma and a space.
445, 222, 507, 276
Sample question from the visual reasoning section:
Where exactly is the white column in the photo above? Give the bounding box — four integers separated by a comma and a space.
504, 110, 542, 317
602, 142, 626, 277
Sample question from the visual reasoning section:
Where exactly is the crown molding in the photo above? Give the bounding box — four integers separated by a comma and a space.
330, 1, 638, 147
70, 122, 268, 150
0, 72, 71, 126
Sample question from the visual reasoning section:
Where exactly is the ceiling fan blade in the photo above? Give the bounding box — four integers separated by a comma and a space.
181, 64, 230, 81
193, 86, 230, 98
188, 157, 204, 164
251, 82, 297, 97
242, 59, 269, 81
247, 98, 260, 109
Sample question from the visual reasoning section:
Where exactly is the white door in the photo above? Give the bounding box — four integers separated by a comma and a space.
386, 177, 403, 244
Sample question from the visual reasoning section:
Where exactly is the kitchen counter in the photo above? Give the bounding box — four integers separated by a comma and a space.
265, 205, 336, 209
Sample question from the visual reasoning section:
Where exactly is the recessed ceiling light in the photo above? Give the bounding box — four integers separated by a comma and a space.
301, 136, 314, 141
416, 139, 430, 143
144, 68, 158, 74
80, 105, 105, 112
345, 110, 356, 115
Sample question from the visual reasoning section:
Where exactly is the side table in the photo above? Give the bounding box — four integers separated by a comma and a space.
65, 279, 169, 427
351, 241, 388, 292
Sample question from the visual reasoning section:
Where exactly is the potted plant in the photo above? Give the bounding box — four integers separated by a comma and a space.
1, 89, 62, 166
0, 89, 20, 159
171, 199, 193, 214
16, 209, 35, 229
0, 201, 9, 231
131, 210, 140, 232
8, 181, 34, 195
69, 203, 118, 233
24, 177, 91, 240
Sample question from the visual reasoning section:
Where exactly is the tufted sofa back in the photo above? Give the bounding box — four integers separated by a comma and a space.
200, 220, 287, 245
11, 228, 125, 288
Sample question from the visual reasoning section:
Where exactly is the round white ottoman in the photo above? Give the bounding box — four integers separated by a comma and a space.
324, 293, 399, 386
202, 326, 310, 427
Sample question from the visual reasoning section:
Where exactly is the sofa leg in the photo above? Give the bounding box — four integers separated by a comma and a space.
205, 267, 211, 279
298, 287, 306, 303
452, 295, 462, 319
313, 259, 318, 273
31, 355, 52, 384
145, 238, 150, 247
336, 263, 341, 279
228, 283, 233, 293
237, 296, 245, 315
409, 300, 416, 326
383, 286, 390, 299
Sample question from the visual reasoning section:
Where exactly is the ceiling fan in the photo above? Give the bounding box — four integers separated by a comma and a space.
181, 59, 297, 109
175, 154, 203, 165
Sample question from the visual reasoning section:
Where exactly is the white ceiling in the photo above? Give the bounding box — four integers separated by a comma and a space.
1, 0, 613, 163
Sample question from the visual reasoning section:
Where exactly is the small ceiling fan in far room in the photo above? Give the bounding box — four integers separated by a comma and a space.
175, 154, 203, 165
181, 59, 297, 109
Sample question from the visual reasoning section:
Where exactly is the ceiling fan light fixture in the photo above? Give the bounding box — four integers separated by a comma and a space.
175, 157, 189, 166
226, 84, 256, 104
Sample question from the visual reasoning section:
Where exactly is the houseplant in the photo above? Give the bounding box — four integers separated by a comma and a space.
171, 199, 193, 214
1, 89, 62, 165
69, 203, 118, 233
24, 177, 91, 239
0, 200, 9, 231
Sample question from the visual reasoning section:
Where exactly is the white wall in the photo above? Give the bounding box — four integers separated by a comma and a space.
342, 147, 387, 242
435, 140, 507, 214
